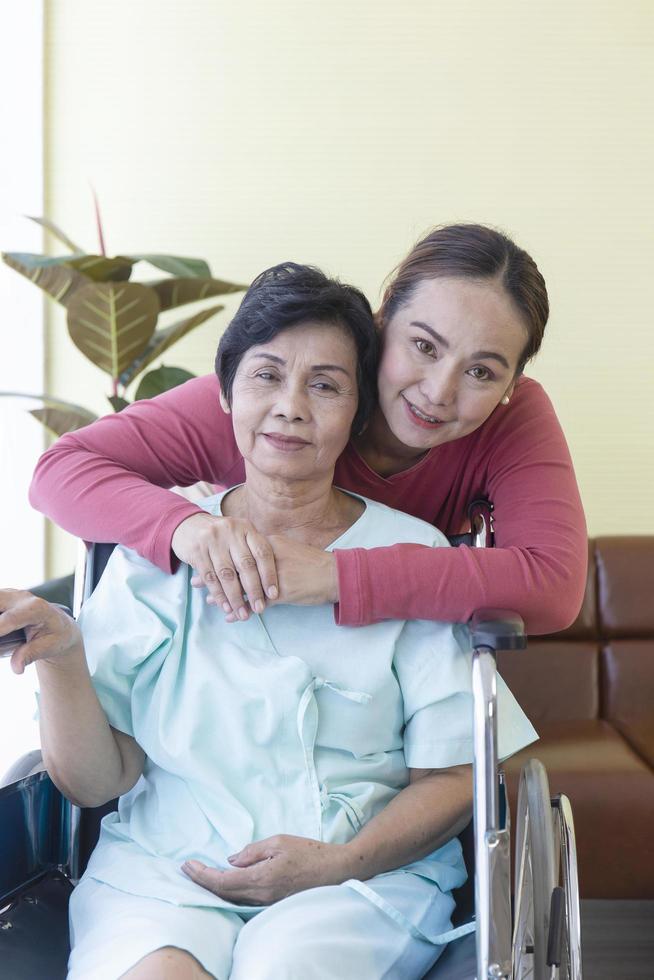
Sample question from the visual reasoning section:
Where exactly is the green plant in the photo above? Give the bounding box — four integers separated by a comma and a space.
2, 211, 245, 436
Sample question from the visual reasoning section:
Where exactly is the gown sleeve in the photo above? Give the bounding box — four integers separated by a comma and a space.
78, 545, 182, 735
29, 375, 240, 573
393, 619, 537, 769
334, 381, 587, 635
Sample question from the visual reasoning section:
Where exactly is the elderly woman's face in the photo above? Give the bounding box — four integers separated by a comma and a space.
377, 277, 528, 452
221, 322, 359, 481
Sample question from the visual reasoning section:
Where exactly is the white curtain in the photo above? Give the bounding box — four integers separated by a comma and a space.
0, 2, 45, 776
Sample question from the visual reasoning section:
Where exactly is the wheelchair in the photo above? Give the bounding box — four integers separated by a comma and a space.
0, 501, 582, 979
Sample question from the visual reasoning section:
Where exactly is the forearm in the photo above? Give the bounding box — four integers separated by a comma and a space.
335, 539, 587, 634
340, 766, 472, 881
36, 649, 143, 807
185, 767, 472, 904
29, 438, 204, 573
29, 375, 237, 572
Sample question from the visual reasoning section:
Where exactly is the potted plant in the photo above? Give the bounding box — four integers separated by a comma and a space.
2, 209, 246, 604
2, 211, 245, 435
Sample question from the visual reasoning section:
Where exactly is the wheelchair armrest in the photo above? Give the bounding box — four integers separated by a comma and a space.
1, 749, 46, 788
470, 608, 526, 652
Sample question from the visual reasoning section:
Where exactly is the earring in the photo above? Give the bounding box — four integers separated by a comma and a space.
501, 395, 510, 405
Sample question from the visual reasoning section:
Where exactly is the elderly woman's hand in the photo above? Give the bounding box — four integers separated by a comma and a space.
174, 512, 279, 621
181, 835, 350, 906
0, 589, 82, 674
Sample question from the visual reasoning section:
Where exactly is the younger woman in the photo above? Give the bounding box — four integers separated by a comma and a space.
29, 224, 587, 633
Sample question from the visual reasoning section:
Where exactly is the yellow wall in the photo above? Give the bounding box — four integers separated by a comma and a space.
44, 1, 654, 576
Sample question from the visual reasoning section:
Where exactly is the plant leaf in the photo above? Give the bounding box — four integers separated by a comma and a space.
107, 395, 130, 412
118, 303, 223, 387
66, 254, 134, 282
67, 282, 159, 377
128, 254, 212, 278
3, 251, 82, 268
29, 405, 97, 437
134, 365, 196, 401
25, 216, 84, 254
0, 391, 95, 416
148, 276, 246, 311
2, 252, 90, 306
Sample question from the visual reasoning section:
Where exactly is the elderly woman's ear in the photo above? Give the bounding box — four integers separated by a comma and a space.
219, 390, 231, 415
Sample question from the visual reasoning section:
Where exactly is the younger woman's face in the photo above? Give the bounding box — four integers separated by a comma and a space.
376, 277, 528, 454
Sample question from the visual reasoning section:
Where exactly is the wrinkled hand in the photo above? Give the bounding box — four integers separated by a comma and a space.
220, 536, 339, 621
0, 589, 82, 675
173, 512, 279, 620
182, 835, 350, 906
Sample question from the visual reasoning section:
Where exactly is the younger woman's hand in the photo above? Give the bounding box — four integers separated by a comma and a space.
269, 535, 339, 607
0, 590, 82, 675
172, 512, 279, 620
220, 536, 339, 621
182, 835, 350, 906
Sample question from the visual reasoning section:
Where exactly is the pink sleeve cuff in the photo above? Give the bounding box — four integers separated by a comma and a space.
150, 501, 207, 574
333, 549, 371, 627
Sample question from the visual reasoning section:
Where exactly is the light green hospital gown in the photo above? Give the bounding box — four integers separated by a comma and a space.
68, 492, 537, 979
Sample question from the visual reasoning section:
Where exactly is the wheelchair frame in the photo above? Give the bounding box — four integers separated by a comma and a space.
0, 506, 583, 980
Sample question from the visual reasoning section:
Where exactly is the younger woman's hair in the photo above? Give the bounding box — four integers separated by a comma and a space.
379, 224, 549, 371
215, 262, 379, 435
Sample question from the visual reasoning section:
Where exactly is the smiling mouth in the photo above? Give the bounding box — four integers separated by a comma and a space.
403, 397, 446, 426
262, 432, 311, 451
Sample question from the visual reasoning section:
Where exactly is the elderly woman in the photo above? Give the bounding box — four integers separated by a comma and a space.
2, 264, 535, 980
29, 224, 586, 635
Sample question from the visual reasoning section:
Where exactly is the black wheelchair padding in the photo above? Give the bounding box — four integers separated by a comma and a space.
78, 797, 119, 875
0, 774, 117, 980
85, 540, 119, 596
0, 872, 73, 979
0, 772, 71, 906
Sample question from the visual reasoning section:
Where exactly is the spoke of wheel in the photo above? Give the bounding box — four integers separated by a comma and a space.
512, 762, 556, 980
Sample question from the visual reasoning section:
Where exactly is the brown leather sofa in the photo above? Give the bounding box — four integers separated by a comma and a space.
498, 536, 654, 899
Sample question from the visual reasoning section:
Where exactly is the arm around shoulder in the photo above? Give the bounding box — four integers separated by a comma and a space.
29, 375, 242, 571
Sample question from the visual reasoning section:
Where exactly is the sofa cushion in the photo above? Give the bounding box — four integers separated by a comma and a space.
498, 642, 599, 725
596, 537, 654, 638
603, 640, 654, 768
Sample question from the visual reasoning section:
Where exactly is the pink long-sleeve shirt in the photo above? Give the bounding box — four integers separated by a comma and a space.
29, 373, 587, 634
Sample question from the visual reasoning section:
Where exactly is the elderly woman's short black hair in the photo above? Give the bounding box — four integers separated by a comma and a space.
215, 262, 379, 435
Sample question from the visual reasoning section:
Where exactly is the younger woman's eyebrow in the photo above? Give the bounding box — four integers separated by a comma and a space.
410, 322, 509, 369
251, 353, 351, 375
470, 349, 510, 369
411, 321, 449, 347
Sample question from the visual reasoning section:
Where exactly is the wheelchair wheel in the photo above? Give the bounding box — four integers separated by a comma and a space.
552, 794, 583, 980
512, 759, 556, 980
